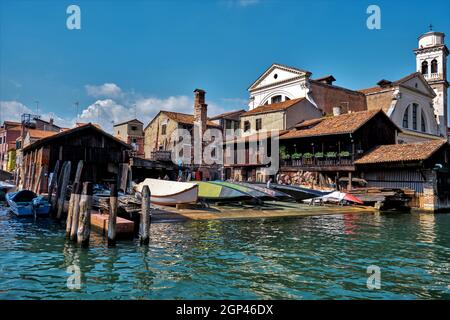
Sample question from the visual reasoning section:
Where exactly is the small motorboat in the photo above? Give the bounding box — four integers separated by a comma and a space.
0, 181, 16, 201
6, 190, 51, 216
135, 178, 198, 206
197, 181, 252, 202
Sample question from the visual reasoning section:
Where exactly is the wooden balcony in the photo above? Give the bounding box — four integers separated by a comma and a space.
280, 157, 356, 172
150, 150, 172, 162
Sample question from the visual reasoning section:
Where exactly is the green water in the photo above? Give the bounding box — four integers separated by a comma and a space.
0, 204, 449, 299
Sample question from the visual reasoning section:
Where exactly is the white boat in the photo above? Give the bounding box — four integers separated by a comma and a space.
134, 178, 198, 206
303, 191, 363, 205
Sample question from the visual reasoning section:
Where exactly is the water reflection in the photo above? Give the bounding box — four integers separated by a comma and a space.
1, 205, 450, 299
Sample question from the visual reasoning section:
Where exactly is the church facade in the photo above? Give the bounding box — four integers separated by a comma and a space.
243, 30, 448, 142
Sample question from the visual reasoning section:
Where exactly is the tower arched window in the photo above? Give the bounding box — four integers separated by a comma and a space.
421, 61, 428, 75
421, 110, 427, 132
402, 106, 409, 128
431, 59, 438, 74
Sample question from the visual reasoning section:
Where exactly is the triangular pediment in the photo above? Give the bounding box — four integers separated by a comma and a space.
397, 72, 436, 97
248, 63, 311, 91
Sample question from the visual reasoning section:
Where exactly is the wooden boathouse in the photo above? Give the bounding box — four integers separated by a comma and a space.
19, 123, 132, 193
355, 140, 450, 211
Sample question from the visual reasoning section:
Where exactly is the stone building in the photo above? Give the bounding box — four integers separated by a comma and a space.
143, 89, 221, 180
113, 119, 144, 157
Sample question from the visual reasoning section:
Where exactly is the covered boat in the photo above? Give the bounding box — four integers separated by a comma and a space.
197, 181, 251, 202
211, 181, 273, 200
236, 182, 294, 201
303, 191, 364, 205
262, 183, 332, 201
135, 178, 198, 206
6, 190, 51, 216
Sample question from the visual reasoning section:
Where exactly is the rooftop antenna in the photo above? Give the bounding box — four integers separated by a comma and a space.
34, 100, 39, 116
133, 103, 137, 119
429, 23, 433, 31
74, 101, 79, 121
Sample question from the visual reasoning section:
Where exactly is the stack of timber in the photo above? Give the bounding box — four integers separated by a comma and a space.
349, 187, 413, 211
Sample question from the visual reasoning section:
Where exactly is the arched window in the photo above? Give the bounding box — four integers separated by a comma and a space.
421, 110, 427, 132
402, 106, 409, 128
412, 103, 418, 130
421, 61, 428, 75
271, 95, 282, 104
431, 59, 438, 74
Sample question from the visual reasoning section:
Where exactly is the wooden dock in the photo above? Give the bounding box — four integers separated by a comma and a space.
150, 201, 377, 221
90, 210, 134, 238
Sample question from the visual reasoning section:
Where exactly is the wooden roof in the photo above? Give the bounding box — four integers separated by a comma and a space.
355, 140, 447, 164
281, 109, 397, 139
209, 109, 246, 121
113, 118, 143, 127
241, 98, 305, 117
22, 123, 132, 152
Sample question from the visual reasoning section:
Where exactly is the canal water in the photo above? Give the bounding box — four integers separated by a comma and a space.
0, 204, 449, 299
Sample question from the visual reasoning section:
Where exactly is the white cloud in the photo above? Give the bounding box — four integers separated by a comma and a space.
0, 101, 33, 122
85, 83, 123, 98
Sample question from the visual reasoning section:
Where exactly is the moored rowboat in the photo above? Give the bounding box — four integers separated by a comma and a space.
135, 178, 198, 206
6, 190, 51, 216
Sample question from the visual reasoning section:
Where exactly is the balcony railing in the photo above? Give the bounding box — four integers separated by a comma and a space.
424, 73, 441, 80
150, 150, 172, 161
281, 157, 355, 170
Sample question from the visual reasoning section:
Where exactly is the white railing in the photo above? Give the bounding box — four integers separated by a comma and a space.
424, 73, 441, 80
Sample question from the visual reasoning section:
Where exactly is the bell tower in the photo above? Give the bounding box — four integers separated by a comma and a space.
414, 28, 449, 137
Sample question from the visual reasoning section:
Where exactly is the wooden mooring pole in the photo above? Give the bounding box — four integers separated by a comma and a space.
108, 184, 118, 247
65, 182, 78, 238
139, 185, 151, 245
57, 161, 71, 219
77, 182, 93, 248
48, 160, 60, 205
69, 182, 82, 242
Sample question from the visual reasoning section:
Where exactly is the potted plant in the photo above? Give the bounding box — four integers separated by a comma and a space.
302, 152, 313, 158
291, 152, 302, 165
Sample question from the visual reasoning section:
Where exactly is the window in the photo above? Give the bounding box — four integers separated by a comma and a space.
421, 110, 427, 132
421, 61, 428, 75
412, 103, 418, 130
285, 96, 290, 101
244, 121, 251, 132
161, 124, 167, 135
132, 138, 137, 143
131, 126, 138, 131
256, 118, 262, 131
271, 95, 282, 104
402, 106, 409, 128
431, 59, 438, 74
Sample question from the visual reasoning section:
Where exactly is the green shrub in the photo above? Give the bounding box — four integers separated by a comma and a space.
315, 152, 324, 158
302, 152, 313, 159
339, 151, 351, 157
291, 153, 302, 160
326, 152, 337, 158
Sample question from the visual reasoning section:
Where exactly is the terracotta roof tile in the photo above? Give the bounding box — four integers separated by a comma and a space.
241, 98, 305, 117
161, 111, 221, 128
28, 129, 59, 139
281, 110, 387, 139
209, 109, 246, 121
355, 140, 447, 164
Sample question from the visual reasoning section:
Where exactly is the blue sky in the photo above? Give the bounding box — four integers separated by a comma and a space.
1, 0, 449, 131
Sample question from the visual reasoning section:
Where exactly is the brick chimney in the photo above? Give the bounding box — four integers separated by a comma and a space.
193, 89, 207, 134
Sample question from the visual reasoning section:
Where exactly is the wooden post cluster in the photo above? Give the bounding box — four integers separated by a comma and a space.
65, 182, 79, 238
77, 182, 93, 248
48, 160, 60, 204
108, 184, 118, 246
69, 182, 82, 242
139, 185, 151, 245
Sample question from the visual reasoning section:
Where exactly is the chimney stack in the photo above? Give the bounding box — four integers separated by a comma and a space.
193, 89, 207, 134
333, 106, 342, 116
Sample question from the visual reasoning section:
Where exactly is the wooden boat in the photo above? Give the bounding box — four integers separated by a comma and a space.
236, 182, 294, 201
260, 183, 332, 201
211, 181, 274, 200
6, 190, 51, 216
303, 191, 364, 205
135, 178, 198, 206
197, 181, 251, 201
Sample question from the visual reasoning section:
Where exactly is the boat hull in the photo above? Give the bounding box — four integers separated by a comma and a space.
6, 191, 51, 217
135, 179, 198, 206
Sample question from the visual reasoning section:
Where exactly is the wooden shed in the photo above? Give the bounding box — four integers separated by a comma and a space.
20, 123, 132, 193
